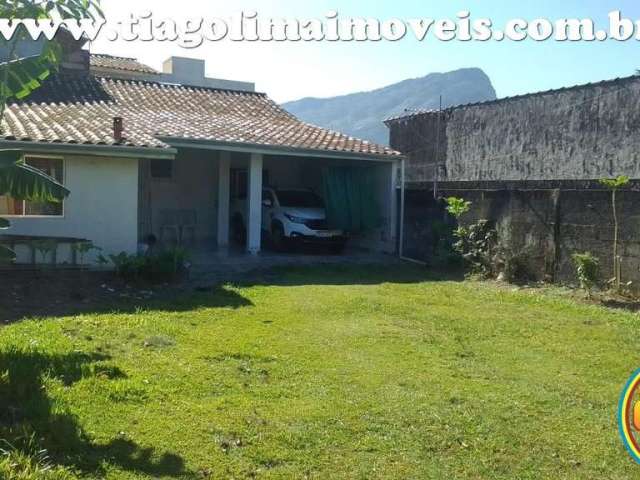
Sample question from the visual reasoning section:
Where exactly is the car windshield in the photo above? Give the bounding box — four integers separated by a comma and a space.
276, 190, 324, 208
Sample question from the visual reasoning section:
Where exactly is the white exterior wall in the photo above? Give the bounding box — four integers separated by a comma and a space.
145, 149, 218, 247
8, 155, 139, 264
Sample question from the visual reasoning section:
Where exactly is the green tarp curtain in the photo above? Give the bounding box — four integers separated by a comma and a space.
322, 167, 381, 233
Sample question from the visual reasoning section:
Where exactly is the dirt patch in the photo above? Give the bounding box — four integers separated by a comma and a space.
601, 298, 640, 312
0, 270, 183, 324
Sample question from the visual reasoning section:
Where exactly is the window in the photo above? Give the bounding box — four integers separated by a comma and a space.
150, 159, 174, 179
0, 156, 64, 217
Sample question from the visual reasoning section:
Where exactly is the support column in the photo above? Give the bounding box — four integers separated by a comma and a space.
389, 160, 399, 253
217, 151, 231, 248
247, 153, 263, 255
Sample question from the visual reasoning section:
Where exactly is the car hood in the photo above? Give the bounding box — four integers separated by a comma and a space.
281, 207, 326, 219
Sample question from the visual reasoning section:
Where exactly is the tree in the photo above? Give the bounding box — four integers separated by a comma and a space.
0, 0, 103, 261
445, 197, 472, 220
599, 175, 630, 291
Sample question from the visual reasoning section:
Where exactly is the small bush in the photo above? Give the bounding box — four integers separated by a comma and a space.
99, 248, 189, 282
453, 220, 497, 278
572, 252, 600, 297
445, 197, 472, 220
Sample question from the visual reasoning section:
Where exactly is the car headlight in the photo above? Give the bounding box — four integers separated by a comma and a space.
285, 214, 307, 224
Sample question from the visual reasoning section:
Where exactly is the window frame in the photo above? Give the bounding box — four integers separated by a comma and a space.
1, 154, 66, 218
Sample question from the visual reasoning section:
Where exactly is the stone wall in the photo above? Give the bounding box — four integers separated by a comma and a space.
390, 75, 640, 285
388, 76, 640, 184
402, 181, 640, 285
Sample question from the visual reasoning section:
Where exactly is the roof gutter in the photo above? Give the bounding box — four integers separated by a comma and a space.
158, 137, 403, 163
0, 140, 177, 159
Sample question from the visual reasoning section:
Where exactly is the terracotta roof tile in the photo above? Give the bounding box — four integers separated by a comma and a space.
2, 74, 400, 158
90, 54, 160, 75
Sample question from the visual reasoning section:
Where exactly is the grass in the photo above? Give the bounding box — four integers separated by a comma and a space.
1, 264, 639, 479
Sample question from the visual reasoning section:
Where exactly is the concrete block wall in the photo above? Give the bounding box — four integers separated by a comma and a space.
390, 76, 640, 286
389, 76, 640, 184
402, 181, 640, 285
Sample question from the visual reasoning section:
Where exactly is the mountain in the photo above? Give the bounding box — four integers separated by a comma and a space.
282, 68, 497, 146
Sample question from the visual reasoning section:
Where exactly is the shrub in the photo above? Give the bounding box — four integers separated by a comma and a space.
572, 252, 600, 297
71, 241, 101, 267
443, 197, 498, 277
445, 197, 472, 220
98, 248, 189, 282
453, 220, 497, 278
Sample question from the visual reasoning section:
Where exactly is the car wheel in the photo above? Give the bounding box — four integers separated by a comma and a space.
271, 223, 287, 252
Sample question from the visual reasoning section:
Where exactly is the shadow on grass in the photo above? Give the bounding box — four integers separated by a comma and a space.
601, 298, 640, 312
225, 262, 465, 288
1, 263, 462, 324
0, 271, 254, 324
0, 349, 189, 478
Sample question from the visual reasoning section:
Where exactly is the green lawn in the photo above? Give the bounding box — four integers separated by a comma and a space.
1, 264, 639, 479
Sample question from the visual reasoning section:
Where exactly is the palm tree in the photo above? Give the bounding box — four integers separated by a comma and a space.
0, 0, 104, 261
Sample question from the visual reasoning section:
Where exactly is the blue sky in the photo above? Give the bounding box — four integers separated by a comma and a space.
92, 0, 640, 103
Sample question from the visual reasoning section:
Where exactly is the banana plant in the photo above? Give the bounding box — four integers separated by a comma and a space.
0, 0, 104, 262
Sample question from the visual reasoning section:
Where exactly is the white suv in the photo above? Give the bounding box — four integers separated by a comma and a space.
232, 188, 347, 253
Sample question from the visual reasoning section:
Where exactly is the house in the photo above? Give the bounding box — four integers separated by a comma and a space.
385, 75, 640, 283
0, 35, 403, 264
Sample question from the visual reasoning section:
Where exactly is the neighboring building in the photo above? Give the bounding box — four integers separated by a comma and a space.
0, 35, 402, 264
386, 76, 640, 283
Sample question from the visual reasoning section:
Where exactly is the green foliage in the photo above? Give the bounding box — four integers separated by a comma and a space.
99, 248, 190, 282
0, 2, 104, 262
0, 435, 77, 480
0, 151, 69, 201
598, 176, 630, 190
572, 252, 600, 297
0, 0, 102, 107
444, 197, 496, 274
0, 1, 104, 25
71, 241, 101, 267
452, 220, 497, 277
445, 196, 472, 220
0, 49, 61, 100
1, 264, 639, 478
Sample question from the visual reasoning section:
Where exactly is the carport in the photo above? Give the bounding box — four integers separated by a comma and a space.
143, 138, 404, 257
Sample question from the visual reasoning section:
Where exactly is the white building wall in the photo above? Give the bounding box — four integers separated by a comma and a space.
144, 149, 218, 247
8, 155, 139, 263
